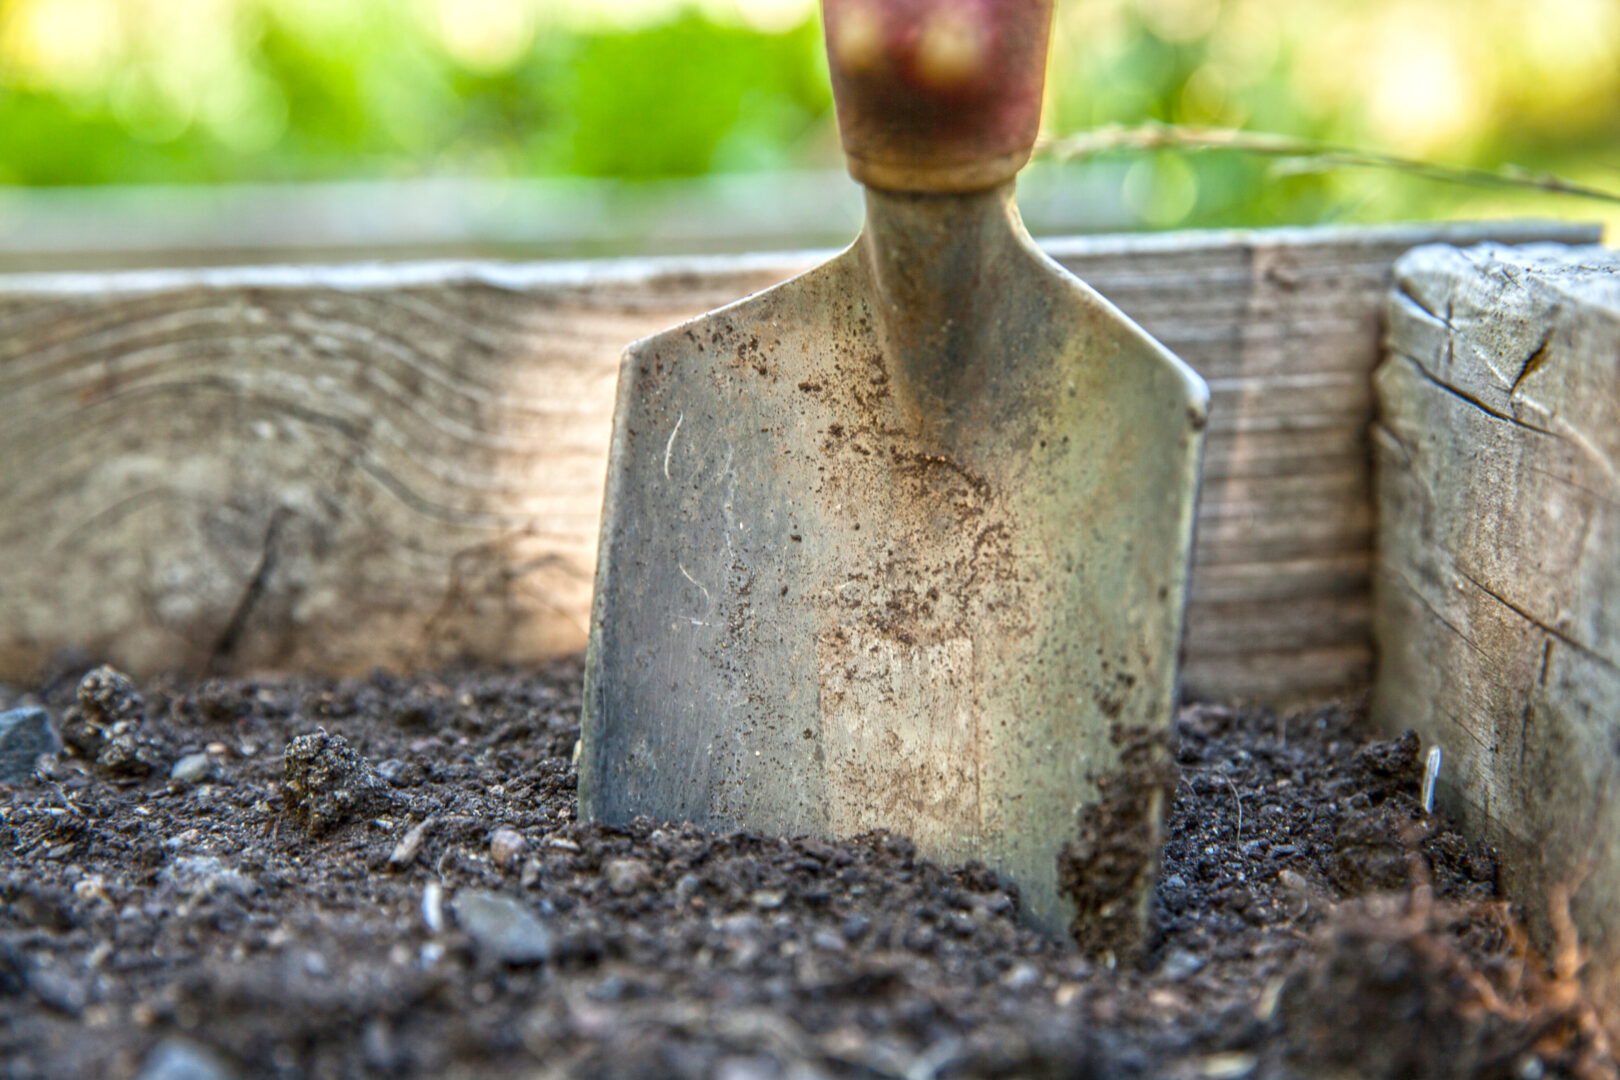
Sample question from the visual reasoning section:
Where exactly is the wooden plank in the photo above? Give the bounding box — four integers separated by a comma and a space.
0, 221, 1599, 704
1184, 594, 1371, 656
1372, 241, 1620, 1025
1188, 553, 1371, 604
0, 259, 805, 681
1183, 644, 1372, 706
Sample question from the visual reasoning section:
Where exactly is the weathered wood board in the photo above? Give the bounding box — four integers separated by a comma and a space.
1373, 241, 1620, 1014
0, 221, 1598, 701
0, 258, 804, 682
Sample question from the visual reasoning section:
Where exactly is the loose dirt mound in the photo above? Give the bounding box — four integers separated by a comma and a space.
0, 663, 1611, 1079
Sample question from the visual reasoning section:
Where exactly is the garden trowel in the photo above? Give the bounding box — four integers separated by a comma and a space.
581, 0, 1207, 943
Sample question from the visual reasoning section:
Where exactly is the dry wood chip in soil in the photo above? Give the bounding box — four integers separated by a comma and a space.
0, 660, 1613, 1079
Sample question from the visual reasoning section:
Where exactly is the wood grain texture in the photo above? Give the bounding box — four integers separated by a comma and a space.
1062, 221, 1600, 702
1373, 241, 1620, 1019
0, 259, 807, 681
0, 221, 1598, 702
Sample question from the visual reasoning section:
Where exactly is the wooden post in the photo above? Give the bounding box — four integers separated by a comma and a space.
1374, 241, 1620, 1022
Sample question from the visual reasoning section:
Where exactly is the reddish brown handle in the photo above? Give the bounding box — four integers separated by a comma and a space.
822, 0, 1053, 193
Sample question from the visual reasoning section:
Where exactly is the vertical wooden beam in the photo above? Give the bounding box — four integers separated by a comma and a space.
1375, 241, 1620, 1024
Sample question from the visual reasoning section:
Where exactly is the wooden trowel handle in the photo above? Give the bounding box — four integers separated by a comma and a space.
822, 0, 1052, 193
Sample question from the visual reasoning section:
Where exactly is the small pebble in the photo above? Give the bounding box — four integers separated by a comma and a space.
811, 928, 846, 952
718, 913, 761, 938
169, 753, 213, 786
362, 1019, 398, 1072
750, 889, 785, 910
452, 889, 553, 965
489, 828, 526, 871
73, 875, 110, 903
978, 891, 1013, 916
293, 949, 330, 980
27, 966, 87, 1015
376, 758, 425, 788
158, 856, 256, 900
605, 858, 650, 895
716, 1056, 779, 1080
1277, 869, 1310, 894
136, 1037, 239, 1080
0, 707, 58, 784
674, 873, 703, 903
1196, 1051, 1258, 1079
1001, 961, 1041, 991
164, 829, 200, 851
904, 925, 937, 952
587, 973, 628, 1002
1159, 947, 1206, 981
389, 816, 437, 869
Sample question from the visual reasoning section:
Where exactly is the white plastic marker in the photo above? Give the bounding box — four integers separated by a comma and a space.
1421, 746, 1442, 814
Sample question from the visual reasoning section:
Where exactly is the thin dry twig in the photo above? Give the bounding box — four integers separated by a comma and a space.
1037, 123, 1620, 208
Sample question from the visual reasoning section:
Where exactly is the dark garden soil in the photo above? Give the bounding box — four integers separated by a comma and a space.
1, 659, 1613, 1080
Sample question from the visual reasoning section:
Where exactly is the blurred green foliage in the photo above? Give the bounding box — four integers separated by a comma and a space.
0, 1, 831, 185
1, 0, 1616, 231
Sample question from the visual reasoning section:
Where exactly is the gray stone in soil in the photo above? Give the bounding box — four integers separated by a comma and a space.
452, 889, 554, 965
1000, 961, 1041, 992
137, 1037, 240, 1080
25, 966, 86, 1015
0, 707, 57, 783
376, 757, 425, 787
1, 944, 86, 1015
1159, 947, 1206, 981
605, 857, 651, 895
811, 928, 846, 952
281, 730, 396, 837
489, 827, 525, 870
159, 855, 257, 900
169, 753, 213, 785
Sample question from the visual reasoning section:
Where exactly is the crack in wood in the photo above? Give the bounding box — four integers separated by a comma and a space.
1511, 322, 1558, 394
1455, 566, 1620, 675
210, 508, 290, 672
1392, 350, 1558, 438
1387, 568, 1490, 663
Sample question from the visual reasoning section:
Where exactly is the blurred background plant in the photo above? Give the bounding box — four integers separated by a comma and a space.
0, 0, 1615, 260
